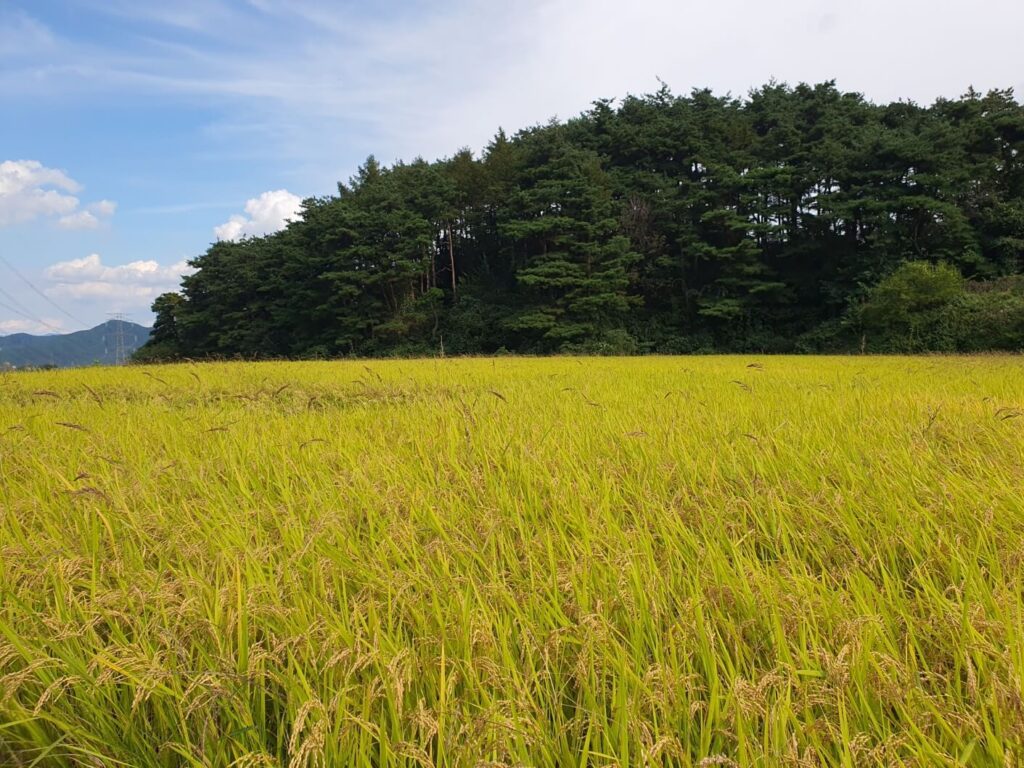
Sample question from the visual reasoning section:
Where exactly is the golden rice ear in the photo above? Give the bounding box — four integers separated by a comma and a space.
1, 356, 1020, 765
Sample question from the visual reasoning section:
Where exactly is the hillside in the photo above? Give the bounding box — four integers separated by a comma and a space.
0, 320, 150, 368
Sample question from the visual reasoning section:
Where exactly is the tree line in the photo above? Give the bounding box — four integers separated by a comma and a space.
138, 81, 1024, 360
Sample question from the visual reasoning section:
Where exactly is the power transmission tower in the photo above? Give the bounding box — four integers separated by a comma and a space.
107, 312, 130, 365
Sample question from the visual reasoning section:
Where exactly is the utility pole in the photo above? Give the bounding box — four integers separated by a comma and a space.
107, 312, 129, 365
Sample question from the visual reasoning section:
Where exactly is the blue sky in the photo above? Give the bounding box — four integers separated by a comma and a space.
2, 0, 1022, 333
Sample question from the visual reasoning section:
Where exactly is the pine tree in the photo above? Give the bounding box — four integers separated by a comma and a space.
500, 132, 640, 349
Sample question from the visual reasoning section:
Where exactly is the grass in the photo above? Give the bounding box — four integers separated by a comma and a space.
0, 356, 1022, 767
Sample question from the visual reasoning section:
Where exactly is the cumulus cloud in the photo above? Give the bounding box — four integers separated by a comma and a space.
43, 253, 194, 303
214, 189, 302, 241
0, 160, 80, 225
57, 211, 100, 230
57, 200, 119, 230
90, 199, 118, 217
0, 161, 115, 228
0, 318, 63, 336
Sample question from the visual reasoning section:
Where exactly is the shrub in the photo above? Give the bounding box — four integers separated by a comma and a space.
860, 261, 963, 351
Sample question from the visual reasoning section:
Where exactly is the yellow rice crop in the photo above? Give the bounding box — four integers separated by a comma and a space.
1, 356, 1022, 767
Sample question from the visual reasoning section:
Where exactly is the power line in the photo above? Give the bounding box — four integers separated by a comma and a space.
0, 284, 38, 318
0, 254, 89, 328
0, 296, 65, 334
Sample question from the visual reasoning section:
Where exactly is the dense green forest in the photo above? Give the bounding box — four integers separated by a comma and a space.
138, 82, 1024, 360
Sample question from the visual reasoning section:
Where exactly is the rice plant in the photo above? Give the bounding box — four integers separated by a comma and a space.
1, 356, 1022, 766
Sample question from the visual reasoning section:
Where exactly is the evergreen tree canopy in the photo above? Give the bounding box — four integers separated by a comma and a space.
139, 82, 1024, 359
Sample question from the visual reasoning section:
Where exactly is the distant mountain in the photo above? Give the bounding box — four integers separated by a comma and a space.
0, 320, 150, 369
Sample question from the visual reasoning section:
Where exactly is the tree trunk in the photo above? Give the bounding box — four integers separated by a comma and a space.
447, 220, 457, 300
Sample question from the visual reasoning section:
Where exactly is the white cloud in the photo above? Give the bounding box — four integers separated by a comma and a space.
43, 253, 193, 304
2, 1, 1022, 198
56, 200, 118, 230
0, 318, 64, 336
0, 160, 80, 226
5, 0, 1020, 189
0, 160, 115, 228
57, 211, 99, 230
89, 199, 117, 217
214, 189, 302, 241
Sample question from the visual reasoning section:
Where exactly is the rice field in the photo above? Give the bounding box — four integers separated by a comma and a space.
1, 356, 1023, 767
